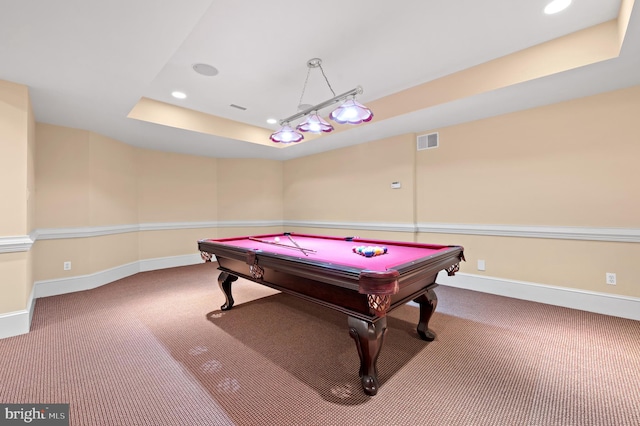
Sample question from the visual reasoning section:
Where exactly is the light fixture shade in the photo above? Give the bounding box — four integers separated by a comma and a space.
296, 113, 334, 133
269, 125, 303, 143
329, 99, 373, 124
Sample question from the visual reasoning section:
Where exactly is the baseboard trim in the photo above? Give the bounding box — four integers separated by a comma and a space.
139, 253, 204, 272
435, 272, 640, 322
0, 253, 204, 339
35, 253, 203, 298
34, 262, 141, 298
0, 284, 36, 340
0, 310, 30, 340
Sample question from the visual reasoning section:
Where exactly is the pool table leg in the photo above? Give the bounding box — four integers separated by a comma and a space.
414, 288, 438, 341
217, 272, 238, 311
348, 316, 388, 396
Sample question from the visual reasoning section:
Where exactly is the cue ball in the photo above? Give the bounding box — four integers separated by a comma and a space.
274, 237, 280, 242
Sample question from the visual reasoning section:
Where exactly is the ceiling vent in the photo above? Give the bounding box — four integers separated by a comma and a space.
230, 104, 247, 111
417, 132, 439, 151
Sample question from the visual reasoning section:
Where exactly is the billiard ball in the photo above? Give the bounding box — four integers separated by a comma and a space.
274, 237, 280, 242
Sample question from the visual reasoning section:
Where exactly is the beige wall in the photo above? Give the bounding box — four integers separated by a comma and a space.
34, 124, 140, 281
36, 126, 139, 228
26, 89, 36, 305
137, 149, 218, 224
139, 228, 218, 260
0, 253, 30, 313
35, 125, 91, 228
283, 86, 640, 299
34, 125, 153, 279
136, 149, 219, 260
413, 86, 640, 296
218, 158, 284, 221
284, 134, 415, 223
0, 80, 33, 313
27, 93, 36, 236
33, 127, 285, 281
89, 132, 138, 226
415, 86, 640, 227
4, 82, 640, 315
0, 81, 29, 236
215, 158, 284, 238
417, 233, 640, 298
284, 226, 416, 242
33, 124, 218, 275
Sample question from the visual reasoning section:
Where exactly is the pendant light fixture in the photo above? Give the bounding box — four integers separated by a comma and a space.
269, 58, 373, 143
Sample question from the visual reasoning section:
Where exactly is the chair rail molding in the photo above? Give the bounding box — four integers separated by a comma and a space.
0, 235, 34, 253
416, 223, 640, 243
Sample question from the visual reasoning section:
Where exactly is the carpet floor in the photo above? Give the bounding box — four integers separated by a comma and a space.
1, 263, 639, 425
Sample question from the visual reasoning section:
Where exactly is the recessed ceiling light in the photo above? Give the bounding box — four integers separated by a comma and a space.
171, 91, 187, 99
266, 118, 278, 124
193, 63, 219, 76
544, 0, 571, 14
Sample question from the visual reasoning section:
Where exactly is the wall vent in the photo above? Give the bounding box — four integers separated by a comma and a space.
417, 132, 439, 151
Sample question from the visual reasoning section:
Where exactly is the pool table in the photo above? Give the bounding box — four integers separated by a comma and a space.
198, 233, 465, 396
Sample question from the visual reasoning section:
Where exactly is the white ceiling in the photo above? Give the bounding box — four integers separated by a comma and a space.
1, 0, 638, 160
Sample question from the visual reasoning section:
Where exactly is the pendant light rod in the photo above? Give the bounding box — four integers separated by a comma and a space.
280, 86, 363, 126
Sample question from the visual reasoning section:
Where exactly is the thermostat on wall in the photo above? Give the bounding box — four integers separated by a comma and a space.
391, 182, 401, 189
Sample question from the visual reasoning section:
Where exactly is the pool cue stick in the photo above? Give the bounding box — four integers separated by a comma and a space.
248, 237, 316, 254
284, 233, 307, 256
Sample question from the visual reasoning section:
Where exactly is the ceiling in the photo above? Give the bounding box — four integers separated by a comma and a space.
1, 0, 638, 161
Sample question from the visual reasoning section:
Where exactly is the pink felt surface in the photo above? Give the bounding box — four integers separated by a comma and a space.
209, 233, 450, 271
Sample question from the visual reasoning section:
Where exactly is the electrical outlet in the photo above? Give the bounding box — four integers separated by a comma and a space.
63, 261, 71, 271
477, 259, 486, 271
606, 272, 616, 285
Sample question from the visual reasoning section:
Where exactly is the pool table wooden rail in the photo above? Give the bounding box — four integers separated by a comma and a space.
198, 239, 463, 318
